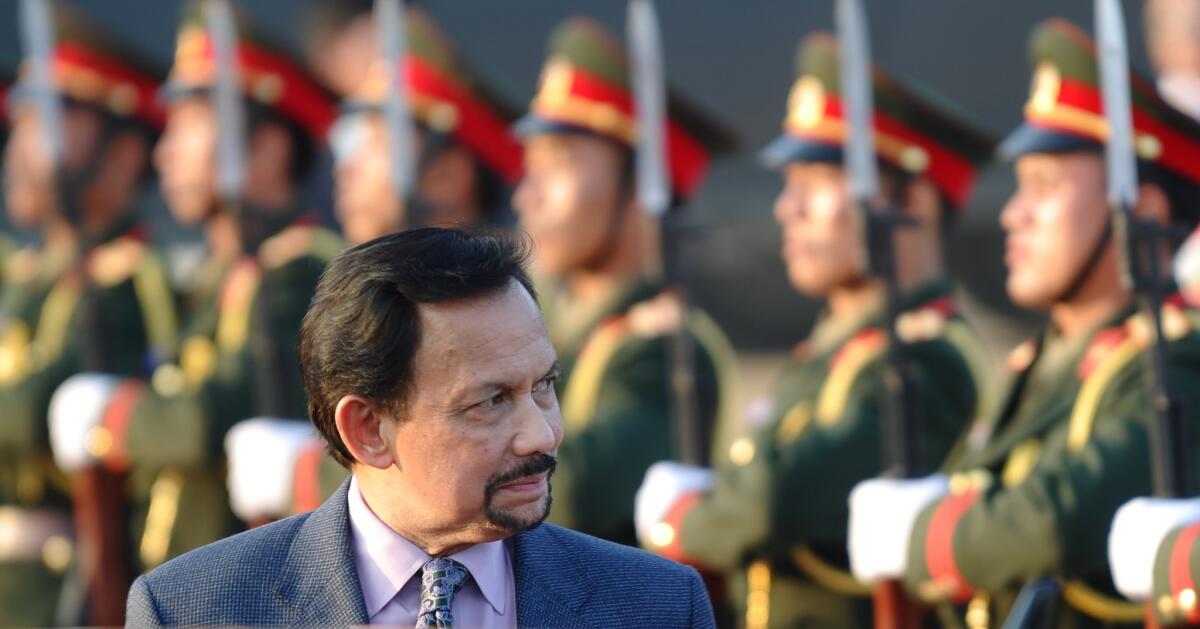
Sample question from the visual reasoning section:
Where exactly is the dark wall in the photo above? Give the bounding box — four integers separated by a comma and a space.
0, 1, 1159, 350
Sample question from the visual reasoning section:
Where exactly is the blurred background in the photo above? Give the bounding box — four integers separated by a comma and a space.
0, 0, 1155, 397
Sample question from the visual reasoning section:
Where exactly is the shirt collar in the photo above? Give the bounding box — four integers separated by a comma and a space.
346, 476, 510, 617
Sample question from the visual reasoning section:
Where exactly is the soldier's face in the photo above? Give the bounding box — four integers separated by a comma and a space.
514, 133, 627, 275
372, 280, 563, 542
773, 162, 864, 297
1001, 152, 1112, 309
155, 97, 217, 226
4, 104, 103, 227
331, 112, 404, 245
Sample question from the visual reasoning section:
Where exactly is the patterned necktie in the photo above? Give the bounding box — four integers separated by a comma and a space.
415, 557, 470, 629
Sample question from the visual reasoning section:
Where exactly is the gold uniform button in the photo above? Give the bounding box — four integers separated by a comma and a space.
729, 437, 756, 466
86, 426, 114, 458
649, 522, 676, 548
42, 535, 72, 574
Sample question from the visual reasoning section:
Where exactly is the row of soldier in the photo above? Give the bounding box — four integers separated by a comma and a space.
3, 0, 1200, 627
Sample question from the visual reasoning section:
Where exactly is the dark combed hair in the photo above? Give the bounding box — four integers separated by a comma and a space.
299, 227, 536, 466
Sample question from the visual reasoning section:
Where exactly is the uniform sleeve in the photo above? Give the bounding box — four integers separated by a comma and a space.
549, 332, 720, 542
904, 364, 1162, 598
1152, 523, 1200, 624
0, 342, 78, 451
678, 339, 975, 569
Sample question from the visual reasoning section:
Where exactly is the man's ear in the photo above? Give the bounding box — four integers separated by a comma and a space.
1134, 182, 1171, 226
334, 395, 393, 470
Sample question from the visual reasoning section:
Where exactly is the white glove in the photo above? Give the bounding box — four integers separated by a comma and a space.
848, 474, 949, 583
1109, 496, 1200, 601
49, 374, 122, 472
225, 418, 319, 522
634, 461, 714, 546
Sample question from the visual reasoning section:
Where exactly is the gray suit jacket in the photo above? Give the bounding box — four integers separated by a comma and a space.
126, 480, 715, 628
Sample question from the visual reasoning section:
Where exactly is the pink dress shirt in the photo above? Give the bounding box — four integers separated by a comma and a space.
347, 477, 518, 628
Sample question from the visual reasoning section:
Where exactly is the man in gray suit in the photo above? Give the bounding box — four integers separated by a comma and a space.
125, 228, 715, 628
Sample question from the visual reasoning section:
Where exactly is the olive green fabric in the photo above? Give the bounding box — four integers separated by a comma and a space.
120, 220, 341, 570
903, 306, 1200, 628
0, 224, 175, 626
677, 280, 983, 629
544, 278, 731, 548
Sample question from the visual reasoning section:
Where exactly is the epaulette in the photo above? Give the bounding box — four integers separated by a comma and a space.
4, 247, 41, 285
87, 235, 148, 287
259, 223, 344, 271
625, 290, 685, 338
896, 296, 956, 344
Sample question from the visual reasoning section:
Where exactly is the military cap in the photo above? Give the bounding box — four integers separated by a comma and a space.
9, 4, 166, 128
760, 32, 994, 209
516, 16, 737, 202
346, 5, 523, 184
164, 0, 336, 140
1000, 17, 1200, 191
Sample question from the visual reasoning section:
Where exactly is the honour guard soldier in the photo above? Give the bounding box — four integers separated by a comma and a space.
225, 3, 528, 524
0, 5, 176, 625
635, 32, 994, 628
848, 18, 1200, 628
46, 0, 341, 575
511, 15, 739, 548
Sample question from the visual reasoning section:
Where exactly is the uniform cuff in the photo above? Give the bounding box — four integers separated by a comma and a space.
924, 489, 981, 604
98, 380, 146, 472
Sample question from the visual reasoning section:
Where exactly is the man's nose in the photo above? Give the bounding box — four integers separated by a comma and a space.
512, 394, 560, 458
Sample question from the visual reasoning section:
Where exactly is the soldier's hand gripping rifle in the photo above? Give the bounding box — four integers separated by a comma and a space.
836, 1, 924, 627
205, 0, 288, 418
20, 0, 129, 623
627, 0, 707, 466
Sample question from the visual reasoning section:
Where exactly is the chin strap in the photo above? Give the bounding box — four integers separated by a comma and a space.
1055, 215, 1115, 304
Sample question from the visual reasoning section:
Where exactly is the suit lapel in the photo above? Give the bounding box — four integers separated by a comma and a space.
274, 479, 369, 626
513, 524, 590, 627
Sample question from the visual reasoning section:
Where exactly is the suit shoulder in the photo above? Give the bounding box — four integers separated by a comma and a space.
141, 512, 309, 592
535, 523, 698, 580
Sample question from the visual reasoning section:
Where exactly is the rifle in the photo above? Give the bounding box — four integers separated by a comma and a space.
204, 0, 288, 417
19, 0, 131, 623
627, 0, 707, 466
1095, 0, 1190, 625
835, 1, 924, 627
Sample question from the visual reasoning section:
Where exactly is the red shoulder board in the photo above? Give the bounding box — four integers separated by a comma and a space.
1077, 326, 1132, 381
830, 328, 886, 370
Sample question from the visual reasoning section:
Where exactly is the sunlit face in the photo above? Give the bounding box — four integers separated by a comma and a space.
374, 280, 564, 541
1001, 151, 1111, 309
331, 112, 405, 245
772, 161, 863, 297
513, 133, 626, 275
154, 97, 217, 226
4, 103, 103, 227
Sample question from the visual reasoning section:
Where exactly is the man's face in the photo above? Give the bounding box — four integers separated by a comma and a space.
154, 97, 217, 226
1001, 151, 1111, 309
513, 133, 626, 275
379, 280, 563, 541
331, 112, 404, 245
4, 103, 102, 227
773, 161, 863, 297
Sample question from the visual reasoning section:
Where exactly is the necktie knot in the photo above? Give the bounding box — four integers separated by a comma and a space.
416, 557, 469, 629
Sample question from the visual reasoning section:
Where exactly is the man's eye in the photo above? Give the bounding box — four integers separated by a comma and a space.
479, 393, 506, 409
534, 375, 558, 393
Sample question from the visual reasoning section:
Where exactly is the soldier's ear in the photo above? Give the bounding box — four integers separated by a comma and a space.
1134, 182, 1171, 226
334, 395, 394, 469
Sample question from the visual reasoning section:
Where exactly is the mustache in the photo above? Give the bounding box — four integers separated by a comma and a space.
485, 454, 558, 493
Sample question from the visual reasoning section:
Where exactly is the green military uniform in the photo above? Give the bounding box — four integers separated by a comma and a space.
0, 9, 176, 624
644, 33, 996, 628
894, 19, 1200, 629
513, 16, 740, 547
78, 3, 343, 571
284, 4, 528, 514
1148, 521, 1200, 624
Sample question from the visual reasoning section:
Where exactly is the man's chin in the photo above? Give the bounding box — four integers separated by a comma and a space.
485, 493, 552, 534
